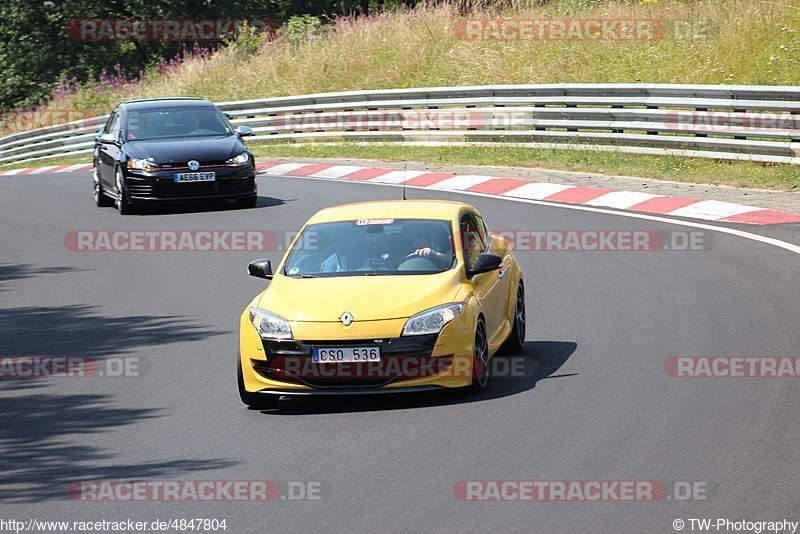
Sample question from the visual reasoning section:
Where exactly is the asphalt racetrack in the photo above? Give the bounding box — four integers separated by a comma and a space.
1, 171, 799, 533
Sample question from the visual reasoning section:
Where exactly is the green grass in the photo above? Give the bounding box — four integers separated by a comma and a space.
250, 142, 800, 190
4, 144, 799, 191
0, 154, 90, 170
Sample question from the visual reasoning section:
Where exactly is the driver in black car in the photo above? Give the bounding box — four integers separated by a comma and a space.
184, 114, 202, 134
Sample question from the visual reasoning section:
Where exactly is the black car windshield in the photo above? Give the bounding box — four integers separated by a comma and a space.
125, 107, 232, 140
283, 219, 456, 277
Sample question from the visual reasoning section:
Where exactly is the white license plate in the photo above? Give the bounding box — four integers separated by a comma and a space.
312, 346, 381, 363
174, 172, 215, 183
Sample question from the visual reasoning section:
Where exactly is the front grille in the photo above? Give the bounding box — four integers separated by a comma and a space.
128, 184, 154, 197
255, 335, 448, 388
127, 176, 254, 199
158, 161, 228, 170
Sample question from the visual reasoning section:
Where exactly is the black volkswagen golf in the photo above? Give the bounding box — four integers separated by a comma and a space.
93, 97, 257, 214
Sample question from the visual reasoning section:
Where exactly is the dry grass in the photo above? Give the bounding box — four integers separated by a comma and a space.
25, 0, 800, 115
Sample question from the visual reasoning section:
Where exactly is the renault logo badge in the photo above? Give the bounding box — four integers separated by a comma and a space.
188, 160, 200, 171
340, 312, 354, 326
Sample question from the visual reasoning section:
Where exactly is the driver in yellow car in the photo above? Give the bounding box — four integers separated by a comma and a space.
404, 223, 453, 269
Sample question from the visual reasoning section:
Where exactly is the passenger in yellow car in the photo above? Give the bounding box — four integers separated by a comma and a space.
320, 236, 367, 272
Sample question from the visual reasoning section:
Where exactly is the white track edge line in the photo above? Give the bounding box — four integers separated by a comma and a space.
266, 173, 800, 256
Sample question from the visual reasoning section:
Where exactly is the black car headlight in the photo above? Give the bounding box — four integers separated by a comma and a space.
226, 152, 250, 167
127, 158, 158, 172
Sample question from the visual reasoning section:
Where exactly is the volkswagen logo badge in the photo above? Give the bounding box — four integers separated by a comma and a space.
340, 312, 354, 326
188, 160, 200, 171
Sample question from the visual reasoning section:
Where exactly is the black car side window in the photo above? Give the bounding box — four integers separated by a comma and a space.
101, 112, 115, 135
108, 113, 122, 141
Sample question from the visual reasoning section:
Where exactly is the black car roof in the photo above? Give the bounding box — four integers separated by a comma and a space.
119, 97, 215, 111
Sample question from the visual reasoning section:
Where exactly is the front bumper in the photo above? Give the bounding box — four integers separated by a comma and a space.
245, 385, 446, 397
240, 314, 476, 394
253, 334, 452, 388
124, 165, 255, 202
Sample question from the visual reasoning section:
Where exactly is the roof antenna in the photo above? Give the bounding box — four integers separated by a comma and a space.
402, 162, 407, 200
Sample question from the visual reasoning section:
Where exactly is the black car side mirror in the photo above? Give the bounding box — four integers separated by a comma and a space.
248, 259, 273, 279
235, 125, 253, 137
468, 253, 502, 278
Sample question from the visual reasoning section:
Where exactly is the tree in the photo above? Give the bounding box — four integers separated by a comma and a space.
0, 0, 400, 111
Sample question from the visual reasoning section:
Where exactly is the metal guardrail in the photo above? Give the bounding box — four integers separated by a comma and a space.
2, 84, 800, 166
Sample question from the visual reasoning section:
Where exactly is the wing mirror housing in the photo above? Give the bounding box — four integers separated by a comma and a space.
98, 133, 117, 144
248, 259, 273, 279
468, 253, 502, 278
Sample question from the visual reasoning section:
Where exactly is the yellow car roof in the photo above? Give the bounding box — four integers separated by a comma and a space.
307, 199, 475, 224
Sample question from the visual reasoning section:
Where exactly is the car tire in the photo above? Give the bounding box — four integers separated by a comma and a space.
468, 318, 490, 392
93, 167, 114, 207
237, 353, 280, 409
115, 167, 133, 215
502, 282, 526, 353
235, 195, 257, 209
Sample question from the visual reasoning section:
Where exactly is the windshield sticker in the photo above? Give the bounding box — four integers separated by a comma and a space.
356, 219, 395, 226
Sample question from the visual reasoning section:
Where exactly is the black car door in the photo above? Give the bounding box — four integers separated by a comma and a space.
97, 111, 122, 189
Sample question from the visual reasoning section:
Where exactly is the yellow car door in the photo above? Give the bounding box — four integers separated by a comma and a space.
460, 212, 505, 348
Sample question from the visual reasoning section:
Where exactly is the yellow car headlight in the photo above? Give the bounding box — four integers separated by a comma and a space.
249, 307, 293, 340
402, 303, 464, 336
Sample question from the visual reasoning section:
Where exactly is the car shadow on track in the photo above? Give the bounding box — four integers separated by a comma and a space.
107, 195, 288, 216
254, 340, 578, 415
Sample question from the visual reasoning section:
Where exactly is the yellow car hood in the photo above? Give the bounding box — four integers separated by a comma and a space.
256, 270, 462, 322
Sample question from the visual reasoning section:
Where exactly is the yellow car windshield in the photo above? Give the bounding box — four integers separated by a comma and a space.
283, 219, 455, 277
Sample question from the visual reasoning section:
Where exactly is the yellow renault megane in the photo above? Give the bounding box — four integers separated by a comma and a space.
237, 200, 525, 408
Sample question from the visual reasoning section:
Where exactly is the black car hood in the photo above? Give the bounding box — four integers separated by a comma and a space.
124, 135, 245, 164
